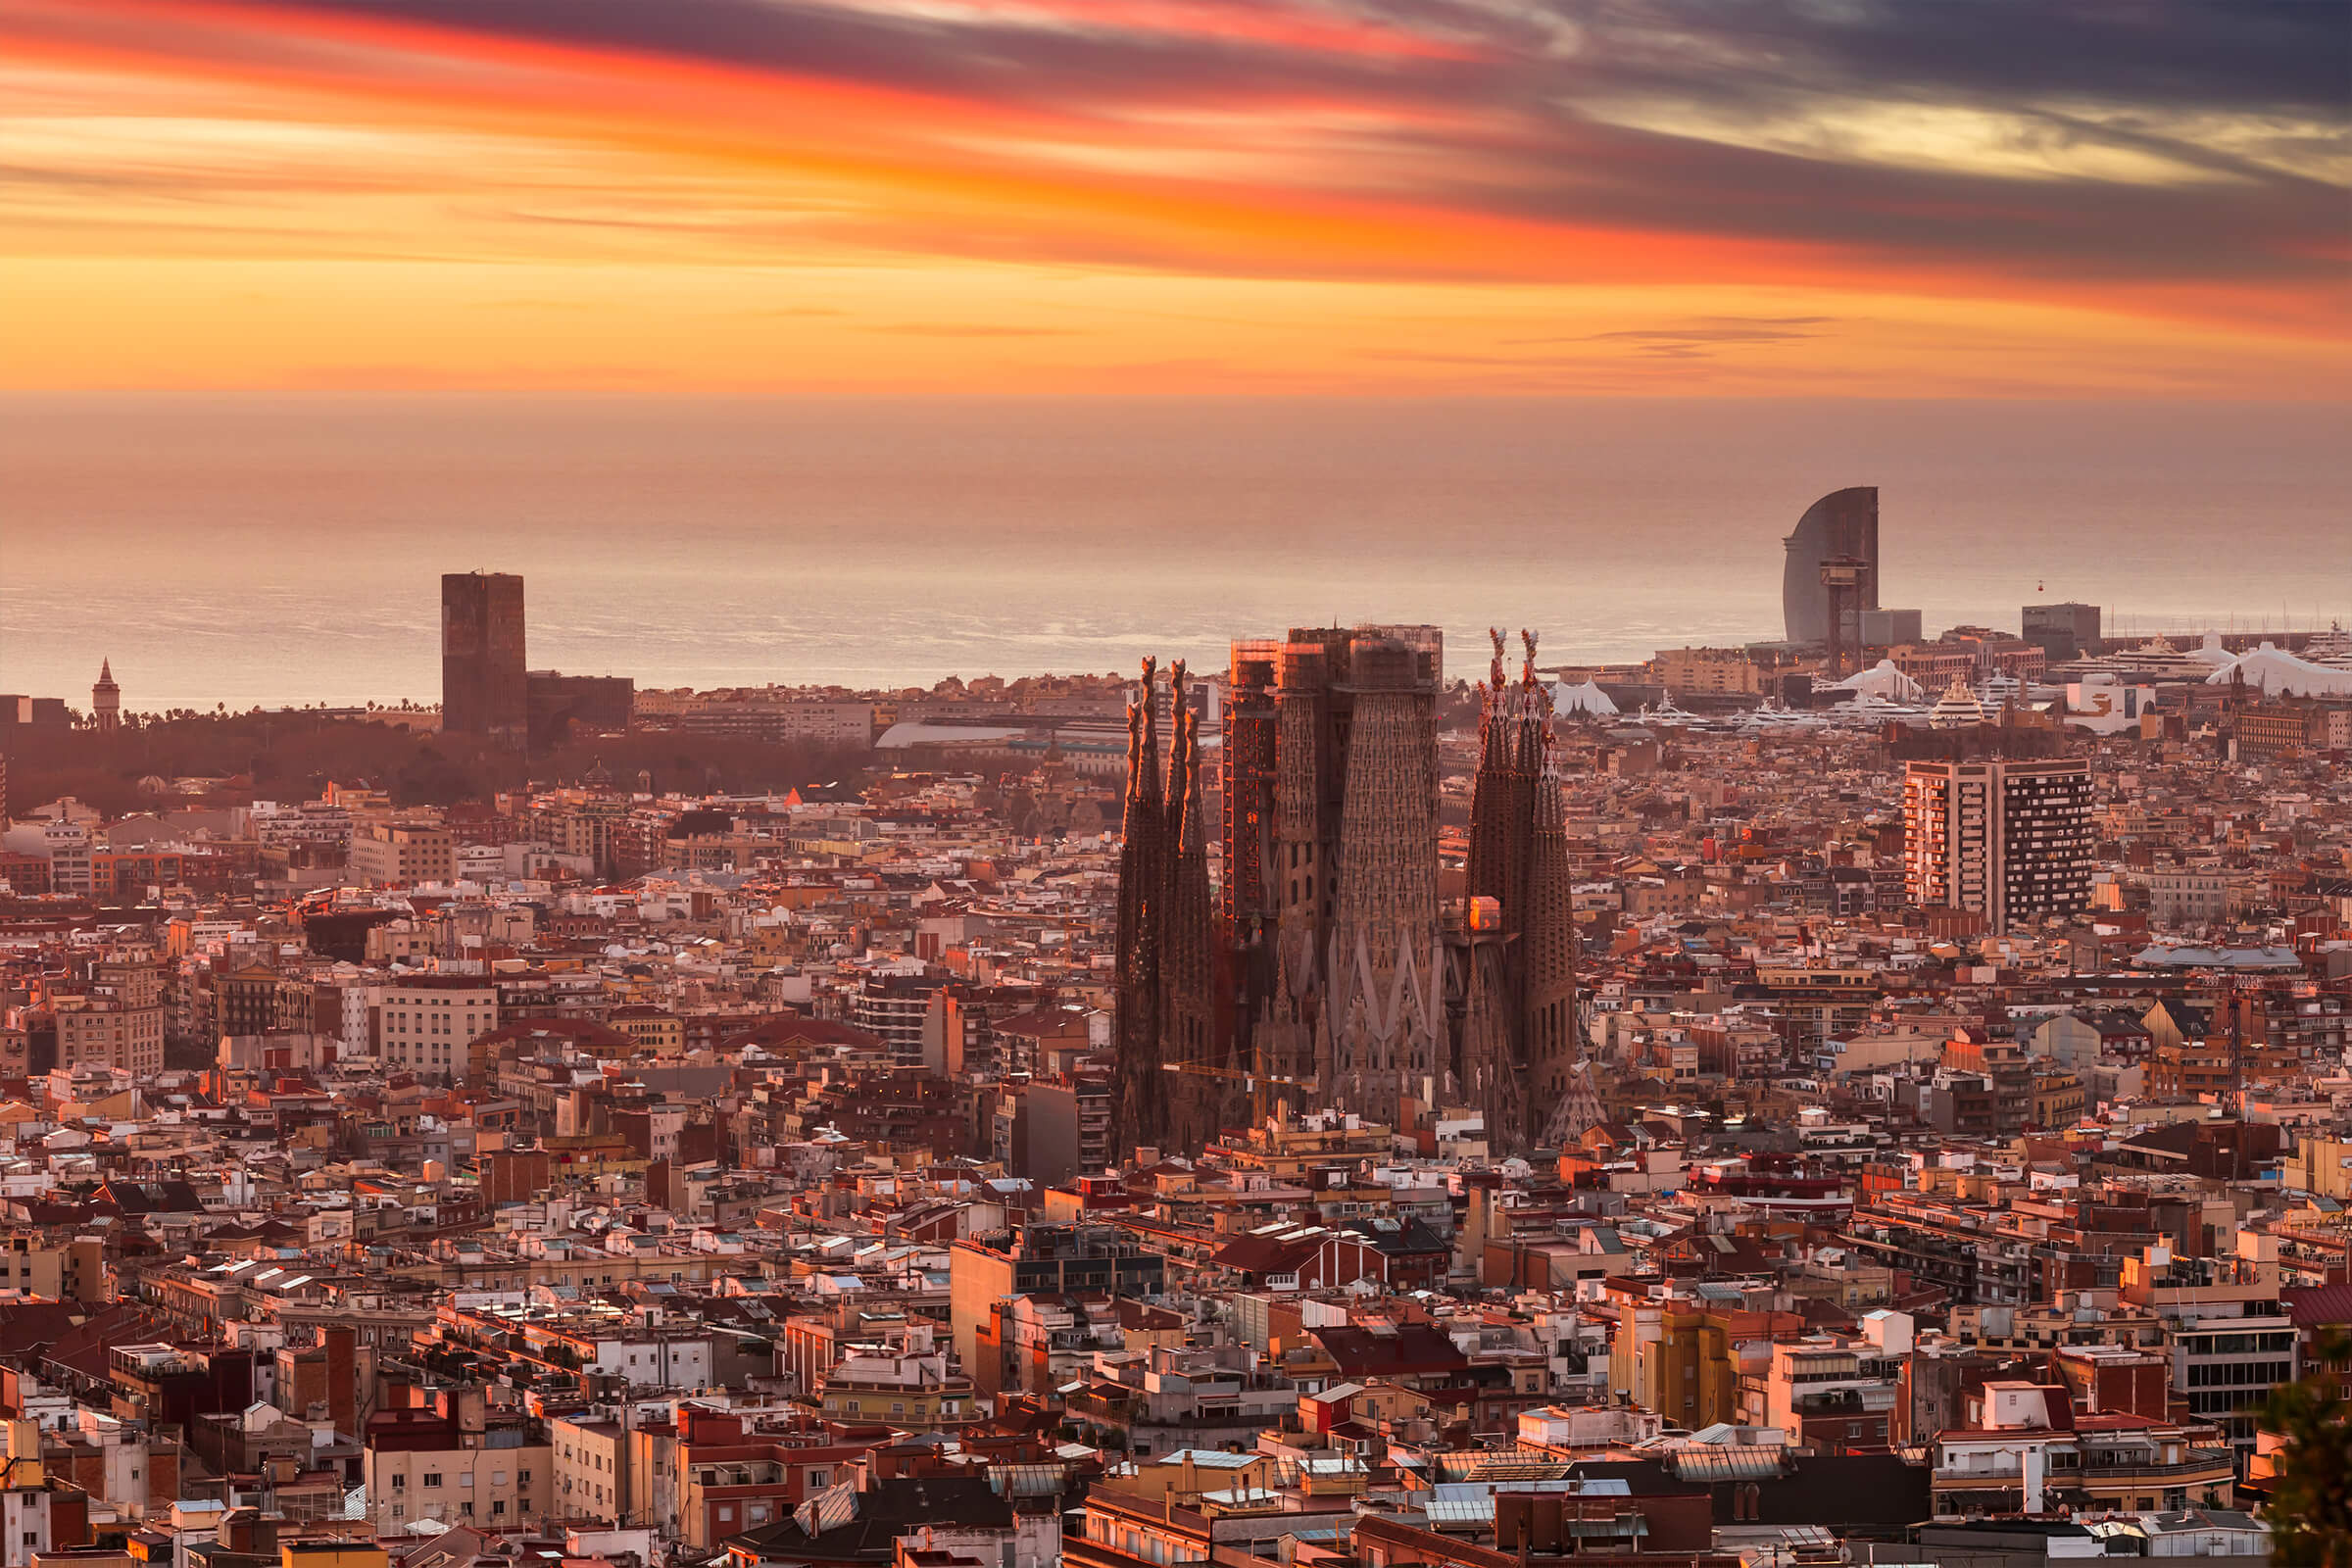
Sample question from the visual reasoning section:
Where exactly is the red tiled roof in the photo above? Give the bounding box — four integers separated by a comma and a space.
476, 1017, 633, 1050
1312, 1325, 1468, 1378
2284, 1283, 2352, 1329
722, 1013, 887, 1052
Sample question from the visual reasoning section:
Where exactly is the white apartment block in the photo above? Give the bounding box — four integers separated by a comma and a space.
349, 824, 456, 887
374, 979, 498, 1076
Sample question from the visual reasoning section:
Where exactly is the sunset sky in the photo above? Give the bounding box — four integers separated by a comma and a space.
4, 0, 2345, 395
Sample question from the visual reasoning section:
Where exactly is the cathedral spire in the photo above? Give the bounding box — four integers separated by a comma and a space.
1133, 656, 1162, 803
1521, 722, 1580, 1145
1114, 655, 1220, 1160
1112, 657, 1169, 1160
1456, 622, 1580, 1149
1481, 627, 1511, 772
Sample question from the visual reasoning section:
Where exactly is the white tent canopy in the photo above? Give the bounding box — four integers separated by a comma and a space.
1551, 678, 1620, 717
1831, 659, 1924, 702
2204, 641, 2352, 697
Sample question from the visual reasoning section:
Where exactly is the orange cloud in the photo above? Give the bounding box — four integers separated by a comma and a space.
0, 0, 2341, 391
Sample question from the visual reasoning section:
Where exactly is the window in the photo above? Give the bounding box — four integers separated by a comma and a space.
422, 1473, 442, 1488
491, 1501, 506, 1518
392, 1475, 407, 1491
519, 1470, 531, 1486
460, 1502, 474, 1518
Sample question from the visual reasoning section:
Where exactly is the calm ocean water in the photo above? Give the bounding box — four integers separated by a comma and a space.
3, 395, 2345, 713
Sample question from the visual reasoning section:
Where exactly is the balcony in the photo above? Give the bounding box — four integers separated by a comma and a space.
2074, 1456, 2236, 1485
1937, 1455, 2233, 1489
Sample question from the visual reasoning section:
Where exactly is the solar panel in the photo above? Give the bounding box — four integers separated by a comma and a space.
1668, 1447, 1784, 1481
1468, 1462, 1572, 1484
988, 1462, 1067, 1497
811, 1486, 858, 1533
1167, 1449, 1256, 1468
1569, 1516, 1649, 1538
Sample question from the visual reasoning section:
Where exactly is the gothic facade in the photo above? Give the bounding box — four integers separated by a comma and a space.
1315, 636, 1445, 1124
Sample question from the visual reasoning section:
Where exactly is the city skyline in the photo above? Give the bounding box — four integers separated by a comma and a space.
5, 394, 2348, 715
4, 2, 2344, 395
0, 0, 2346, 1549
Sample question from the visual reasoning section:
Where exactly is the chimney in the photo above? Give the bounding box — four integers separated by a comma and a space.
324, 1325, 357, 1437
449, 1382, 487, 1434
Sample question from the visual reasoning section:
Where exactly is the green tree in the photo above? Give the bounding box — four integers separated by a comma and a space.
2264, 1326, 2352, 1567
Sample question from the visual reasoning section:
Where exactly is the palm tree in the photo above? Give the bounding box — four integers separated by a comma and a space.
2261, 1327, 2350, 1566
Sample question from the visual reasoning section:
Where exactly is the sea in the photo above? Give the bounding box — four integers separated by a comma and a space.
3, 395, 2345, 714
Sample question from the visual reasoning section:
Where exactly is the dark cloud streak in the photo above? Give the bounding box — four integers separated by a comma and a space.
54, 0, 2352, 297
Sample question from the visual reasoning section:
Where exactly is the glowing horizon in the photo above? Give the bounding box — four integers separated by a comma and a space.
3, 0, 2344, 395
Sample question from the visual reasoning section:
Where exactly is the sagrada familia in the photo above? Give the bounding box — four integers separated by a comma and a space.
1110, 628, 1602, 1160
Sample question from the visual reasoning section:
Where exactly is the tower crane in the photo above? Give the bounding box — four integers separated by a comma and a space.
1158, 1057, 1316, 1129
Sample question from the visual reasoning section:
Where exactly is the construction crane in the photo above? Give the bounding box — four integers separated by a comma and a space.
1159, 1057, 1316, 1128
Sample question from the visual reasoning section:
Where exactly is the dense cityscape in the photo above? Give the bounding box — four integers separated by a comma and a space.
0, 486, 2348, 1568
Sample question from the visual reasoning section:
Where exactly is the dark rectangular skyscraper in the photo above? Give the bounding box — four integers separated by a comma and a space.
2022, 602, 2102, 662
441, 571, 526, 743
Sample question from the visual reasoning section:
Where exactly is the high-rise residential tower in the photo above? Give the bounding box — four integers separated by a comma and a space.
1904, 758, 2093, 935
441, 572, 527, 744
1782, 486, 1880, 645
